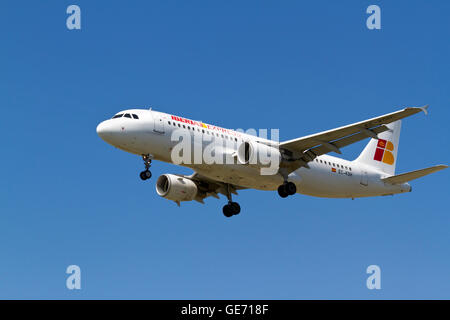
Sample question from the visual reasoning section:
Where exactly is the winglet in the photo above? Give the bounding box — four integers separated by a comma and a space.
419, 105, 429, 115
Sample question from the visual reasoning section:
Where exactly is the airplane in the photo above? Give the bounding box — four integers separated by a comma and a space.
96, 105, 447, 217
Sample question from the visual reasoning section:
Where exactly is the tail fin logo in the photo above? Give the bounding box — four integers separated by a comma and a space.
373, 139, 395, 165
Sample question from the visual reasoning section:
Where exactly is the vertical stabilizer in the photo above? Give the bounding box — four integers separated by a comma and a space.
354, 120, 401, 175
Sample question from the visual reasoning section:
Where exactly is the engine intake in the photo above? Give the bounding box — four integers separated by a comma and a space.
156, 174, 198, 202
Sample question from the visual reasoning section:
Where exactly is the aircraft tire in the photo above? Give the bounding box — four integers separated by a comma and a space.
277, 185, 289, 198
286, 182, 296, 195
140, 170, 152, 180
230, 202, 240, 215
223, 204, 234, 217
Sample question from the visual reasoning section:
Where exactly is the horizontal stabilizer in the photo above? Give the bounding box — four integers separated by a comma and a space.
382, 165, 448, 185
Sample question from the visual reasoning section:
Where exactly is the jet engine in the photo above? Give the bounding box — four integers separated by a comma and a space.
155, 174, 198, 202
237, 141, 281, 166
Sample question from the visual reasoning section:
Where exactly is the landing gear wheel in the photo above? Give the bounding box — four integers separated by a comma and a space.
223, 202, 241, 217
286, 182, 296, 195
278, 182, 296, 197
230, 202, 241, 215
277, 184, 289, 198
140, 170, 152, 180
223, 204, 234, 218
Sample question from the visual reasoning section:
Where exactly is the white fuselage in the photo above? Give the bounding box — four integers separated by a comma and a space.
96, 109, 411, 198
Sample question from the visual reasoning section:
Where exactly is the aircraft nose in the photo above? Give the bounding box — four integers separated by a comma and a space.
96, 120, 115, 141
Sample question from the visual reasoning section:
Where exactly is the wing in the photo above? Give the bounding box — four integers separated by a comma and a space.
184, 172, 246, 204
279, 106, 429, 172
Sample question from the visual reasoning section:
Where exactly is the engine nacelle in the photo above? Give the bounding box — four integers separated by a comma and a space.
156, 174, 198, 202
237, 141, 281, 166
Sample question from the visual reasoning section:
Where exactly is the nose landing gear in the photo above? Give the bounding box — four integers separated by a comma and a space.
277, 181, 297, 198
139, 154, 152, 180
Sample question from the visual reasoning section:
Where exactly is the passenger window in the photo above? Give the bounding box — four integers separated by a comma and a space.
132, 114, 139, 119
168, 121, 171, 125
124, 114, 131, 118
178, 124, 181, 127
202, 129, 205, 133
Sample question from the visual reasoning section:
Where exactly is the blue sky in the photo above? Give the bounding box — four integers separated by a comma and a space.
0, 1, 449, 299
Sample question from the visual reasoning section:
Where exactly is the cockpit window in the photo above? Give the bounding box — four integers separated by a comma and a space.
112, 113, 139, 119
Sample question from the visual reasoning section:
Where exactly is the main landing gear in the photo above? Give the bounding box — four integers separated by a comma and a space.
277, 181, 296, 198
223, 202, 241, 218
223, 184, 241, 218
139, 154, 152, 180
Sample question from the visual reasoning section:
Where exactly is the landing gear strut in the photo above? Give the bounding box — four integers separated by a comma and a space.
223, 184, 241, 217
139, 154, 152, 180
277, 181, 296, 198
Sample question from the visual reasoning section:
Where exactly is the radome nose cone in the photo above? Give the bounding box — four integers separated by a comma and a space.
96, 121, 113, 140
96, 121, 105, 138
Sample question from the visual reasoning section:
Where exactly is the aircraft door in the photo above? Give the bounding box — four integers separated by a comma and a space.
153, 113, 165, 134
360, 170, 368, 186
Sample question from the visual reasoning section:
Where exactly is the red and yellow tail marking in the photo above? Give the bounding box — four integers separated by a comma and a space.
373, 139, 395, 165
